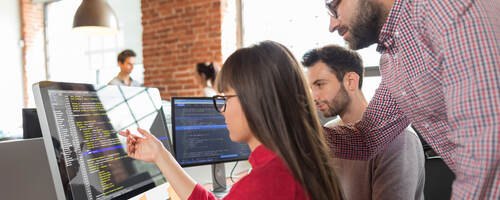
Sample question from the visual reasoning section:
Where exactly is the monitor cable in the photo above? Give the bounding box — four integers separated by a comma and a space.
230, 161, 239, 184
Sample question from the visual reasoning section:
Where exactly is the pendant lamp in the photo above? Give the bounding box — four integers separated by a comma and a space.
73, 0, 119, 35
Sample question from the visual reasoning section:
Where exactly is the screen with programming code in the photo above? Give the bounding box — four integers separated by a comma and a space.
172, 97, 251, 167
34, 82, 172, 200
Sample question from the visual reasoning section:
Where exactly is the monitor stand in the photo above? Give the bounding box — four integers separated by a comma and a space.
211, 163, 230, 198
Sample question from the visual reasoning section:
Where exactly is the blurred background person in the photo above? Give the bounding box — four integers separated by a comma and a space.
196, 62, 218, 96
108, 49, 142, 87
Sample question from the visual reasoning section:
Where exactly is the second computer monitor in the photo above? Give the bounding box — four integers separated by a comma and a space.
171, 97, 251, 167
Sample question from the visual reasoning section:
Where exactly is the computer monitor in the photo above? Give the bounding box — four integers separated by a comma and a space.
23, 108, 43, 139
33, 81, 172, 200
171, 97, 251, 197
171, 97, 251, 167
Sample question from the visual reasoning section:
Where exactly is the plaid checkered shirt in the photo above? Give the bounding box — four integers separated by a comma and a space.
324, 0, 500, 199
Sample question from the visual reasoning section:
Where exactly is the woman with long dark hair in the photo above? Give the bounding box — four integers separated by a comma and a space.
119, 41, 344, 200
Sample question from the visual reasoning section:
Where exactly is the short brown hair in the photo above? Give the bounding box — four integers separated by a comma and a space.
302, 45, 364, 89
117, 49, 136, 64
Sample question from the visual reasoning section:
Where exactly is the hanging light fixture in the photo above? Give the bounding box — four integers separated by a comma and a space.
73, 0, 119, 35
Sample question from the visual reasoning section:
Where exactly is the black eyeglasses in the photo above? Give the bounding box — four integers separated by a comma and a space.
212, 95, 238, 113
325, 0, 341, 19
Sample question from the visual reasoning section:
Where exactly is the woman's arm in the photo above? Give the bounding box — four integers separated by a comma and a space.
154, 144, 197, 200
118, 128, 197, 200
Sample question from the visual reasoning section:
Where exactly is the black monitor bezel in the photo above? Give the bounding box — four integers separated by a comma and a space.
171, 96, 249, 167
34, 81, 170, 200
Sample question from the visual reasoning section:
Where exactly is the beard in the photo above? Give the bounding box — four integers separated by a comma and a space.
318, 85, 350, 118
346, 0, 388, 50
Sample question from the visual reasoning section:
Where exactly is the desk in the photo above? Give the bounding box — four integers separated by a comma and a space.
165, 170, 250, 200
201, 170, 249, 191
129, 183, 170, 200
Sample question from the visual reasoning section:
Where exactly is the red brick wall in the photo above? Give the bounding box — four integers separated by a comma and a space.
20, 0, 46, 107
142, 0, 222, 100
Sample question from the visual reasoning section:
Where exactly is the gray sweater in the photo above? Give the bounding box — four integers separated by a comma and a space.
327, 121, 425, 200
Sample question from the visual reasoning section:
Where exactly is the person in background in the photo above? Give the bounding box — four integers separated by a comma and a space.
196, 62, 218, 97
108, 49, 142, 87
119, 41, 345, 200
303, 44, 425, 200
322, 0, 500, 198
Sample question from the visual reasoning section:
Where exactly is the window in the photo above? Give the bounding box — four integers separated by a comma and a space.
0, 0, 23, 140
45, 0, 144, 87
0, 0, 145, 140
241, 0, 381, 101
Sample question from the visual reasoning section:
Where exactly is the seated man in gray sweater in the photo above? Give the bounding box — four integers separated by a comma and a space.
303, 45, 425, 200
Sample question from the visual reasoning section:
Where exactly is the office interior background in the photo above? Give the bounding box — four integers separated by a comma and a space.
1, 1, 463, 199
0, 0, 382, 140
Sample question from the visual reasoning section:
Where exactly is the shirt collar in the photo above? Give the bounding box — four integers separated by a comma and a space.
376, 0, 404, 52
116, 76, 134, 84
248, 145, 277, 168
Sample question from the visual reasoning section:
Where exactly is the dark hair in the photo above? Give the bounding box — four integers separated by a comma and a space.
196, 62, 216, 85
117, 49, 136, 64
302, 45, 364, 89
216, 41, 344, 200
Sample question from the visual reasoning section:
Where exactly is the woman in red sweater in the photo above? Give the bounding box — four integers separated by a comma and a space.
119, 41, 344, 200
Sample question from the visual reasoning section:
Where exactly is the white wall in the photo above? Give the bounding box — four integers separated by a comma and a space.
221, 0, 238, 62
0, 0, 24, 137
108, 0, 143, 64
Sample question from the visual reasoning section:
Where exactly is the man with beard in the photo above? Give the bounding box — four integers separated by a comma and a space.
322, 0, 500, 199
303, 45, 425, 200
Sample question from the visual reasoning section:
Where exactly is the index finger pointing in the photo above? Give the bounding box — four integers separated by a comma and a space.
118, 129, 131, 137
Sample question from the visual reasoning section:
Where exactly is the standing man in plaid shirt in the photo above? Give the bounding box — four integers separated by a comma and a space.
323, 0, 499, 199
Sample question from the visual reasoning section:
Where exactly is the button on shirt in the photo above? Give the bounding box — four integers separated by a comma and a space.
324, 0, 500, 199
